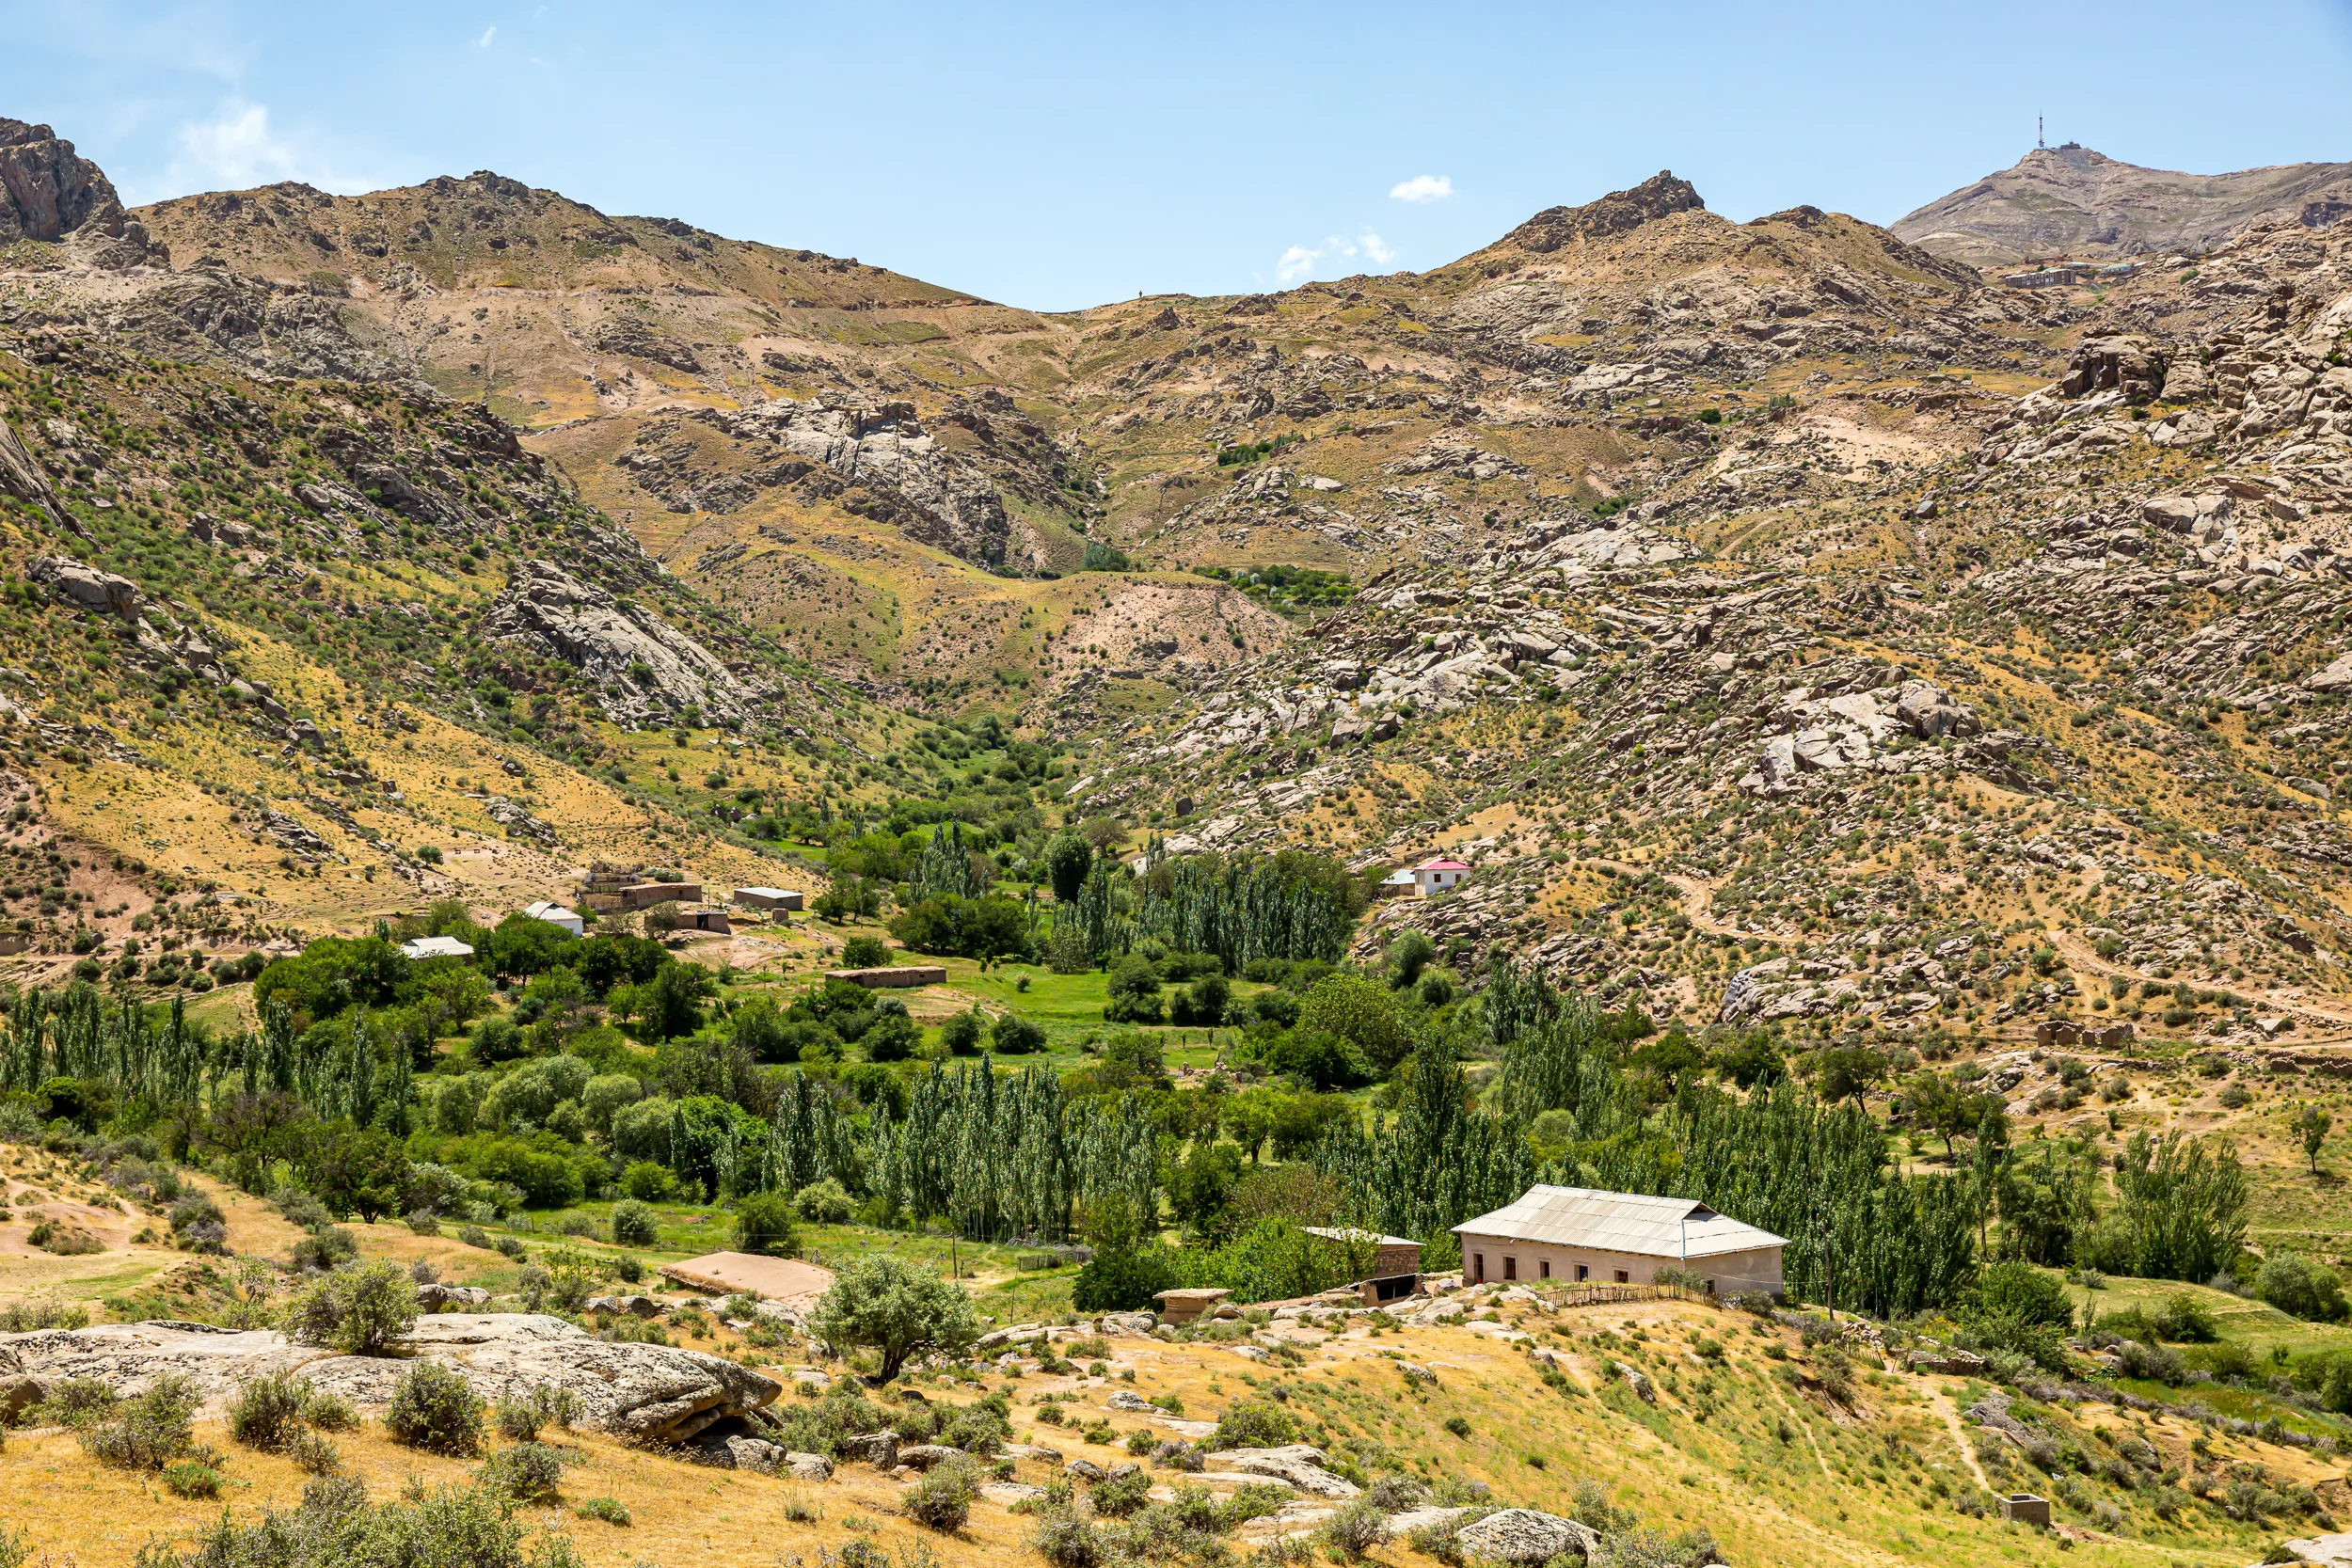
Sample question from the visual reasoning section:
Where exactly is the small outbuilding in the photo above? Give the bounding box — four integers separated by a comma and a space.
619, 881, 702, 911
399, 935, 475, 961
1452, 1183, 1785, 1296
525, 901, 585, 936
1302, 1226, 1423, 1304
736, 887, 804, 912
1152, 1287, 1232, 1324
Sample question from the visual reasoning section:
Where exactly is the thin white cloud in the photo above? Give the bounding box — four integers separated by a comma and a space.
478, 24, 497, 46
1390, 174, 1454, 203
1275, 230, 1397, 284
166, 100, 368, 193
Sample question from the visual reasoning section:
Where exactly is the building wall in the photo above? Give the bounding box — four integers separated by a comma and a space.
1454, 1230, 1784, 1295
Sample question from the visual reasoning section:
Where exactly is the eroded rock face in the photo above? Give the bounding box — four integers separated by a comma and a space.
0, 1314, 778, 1446
0, 420, 75, 535
483, 559, 748, 726
710, 396, 1013, 568
0, 119, 125, 243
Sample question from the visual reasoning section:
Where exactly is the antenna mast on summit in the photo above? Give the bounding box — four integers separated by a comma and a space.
2038, 116, 2045, 150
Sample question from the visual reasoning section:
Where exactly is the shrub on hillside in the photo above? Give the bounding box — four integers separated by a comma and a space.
479, 1441, 566, 1504
793, 1178, 853, 1225
229, 1370, 313, 1452
902, 1455, 980, 1530
285, 1259, 420, 1354
611, 1198, 659, 1247
1211, 1401, 1298, 1449
734, 1191, 799, 1257
82, 1373, 199, 1470
2259, 1251, 2347, 1322
385, 1362, 485, 1455
1978, 1260, 2074, 1328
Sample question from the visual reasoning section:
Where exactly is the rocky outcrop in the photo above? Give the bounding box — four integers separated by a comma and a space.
0, 119, 124, 242
0, 1314, 778, 1445
1202, 1445, 1359, 1498
709, 396, 1015, 568
0, 422, 78, 534
30, 556, 141, 618
1454, 1510, 1603, 1563
483, 559, 750, 726
1498, 172, 1706, 254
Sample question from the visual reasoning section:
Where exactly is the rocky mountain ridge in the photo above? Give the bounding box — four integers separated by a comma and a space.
1895, 144, 2352, 266
8, 121, 2352, 1054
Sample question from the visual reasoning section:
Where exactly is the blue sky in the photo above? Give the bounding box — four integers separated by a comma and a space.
6, 1, 2350, 311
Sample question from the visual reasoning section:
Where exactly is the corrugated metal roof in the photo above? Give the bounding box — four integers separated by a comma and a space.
1451, 1184, 1785, 1260
1302, 1226, 1421, 1248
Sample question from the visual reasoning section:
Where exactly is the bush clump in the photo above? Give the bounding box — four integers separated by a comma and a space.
478, 1441, 566, 1504
733, 1190, 799, 1258
82, 1373, 199, 1470
1211, 1400, 1299, 1449
610, 1198, 659, 1247
902, 1455, 981, 1530
286, 1259, 421, 1354
385, 1362, 485, 1455
229, 1370, 314, 1452
163, 1460, 223, 1498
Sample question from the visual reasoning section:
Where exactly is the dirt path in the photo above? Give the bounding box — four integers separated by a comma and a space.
1581, 858, 1781, 942
1758, 1370, 1836, 1481
2051, 930, 2352, 1043
1919, 1380, 1990, 1492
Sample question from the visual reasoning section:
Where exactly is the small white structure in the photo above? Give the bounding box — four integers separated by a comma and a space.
735, 887, 804, 912
524, 900, 585, 936
1453, 1184, 1786, 1296
399, 935, 474, 961
1385, 858, 1470, 897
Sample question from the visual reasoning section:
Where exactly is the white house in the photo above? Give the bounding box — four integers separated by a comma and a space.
399, 935, 474, 961
524, 900, 585, 937
735, 887, 804, 912
1383, 858, 1470, 898
1452, 1184, 1786, 1296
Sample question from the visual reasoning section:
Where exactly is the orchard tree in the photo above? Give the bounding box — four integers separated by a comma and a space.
808, 1255, 981, 1383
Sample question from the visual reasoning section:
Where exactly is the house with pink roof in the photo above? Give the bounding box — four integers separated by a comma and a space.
1378, 857, 1471, 898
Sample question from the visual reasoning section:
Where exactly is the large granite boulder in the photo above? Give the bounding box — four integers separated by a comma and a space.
30, 556, 141, 618
1454, 1509, 1603, 1563
0, 1314, 777, 1446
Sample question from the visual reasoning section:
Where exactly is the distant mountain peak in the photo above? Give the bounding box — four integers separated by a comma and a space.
1895, 147, 2352, 266
1497, 170, 1705, 254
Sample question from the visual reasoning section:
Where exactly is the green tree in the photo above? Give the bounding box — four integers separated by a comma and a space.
807, 1255, 982, 1383
289, 1124, 413, 1222
1978, 1259, 2073, 1328
1297, 974, 1408, 1071
1045, 830, 1093, 904
2296, 1105, 2333, 1174
642, 961, 711, 1042
734, 1190, 799, 1257
1816, 1046, 1886, 1105
1385, 930, 1437, 989
2258, 1251, 2346, 1322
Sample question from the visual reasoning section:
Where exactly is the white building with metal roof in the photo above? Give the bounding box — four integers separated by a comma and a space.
1452, 1184, 1786, 1296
